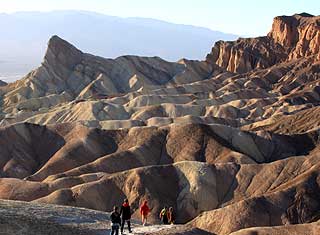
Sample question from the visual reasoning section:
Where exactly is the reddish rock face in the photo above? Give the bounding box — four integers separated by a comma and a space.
268, 13, 320, 59
206, 37, 287, 73
207, 13, 320, 74
268, 15, 300, 48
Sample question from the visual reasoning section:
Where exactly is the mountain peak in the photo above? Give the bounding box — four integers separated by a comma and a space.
0, 80, 7, 86
295, 12, 315, 17
44, 35, 83, 71
47, 35, 81, 55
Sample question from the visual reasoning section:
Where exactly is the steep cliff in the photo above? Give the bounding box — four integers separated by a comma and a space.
206, 37, 286, 73
268, 13, 320, 59
206, 13, 320, 73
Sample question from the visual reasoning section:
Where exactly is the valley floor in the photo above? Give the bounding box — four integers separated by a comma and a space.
0, 199, 181, 235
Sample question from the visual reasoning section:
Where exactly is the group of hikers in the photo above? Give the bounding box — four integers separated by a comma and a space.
110, 199, 175, 235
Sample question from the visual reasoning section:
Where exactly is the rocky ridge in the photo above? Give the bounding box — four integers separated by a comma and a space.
206, 13, 319, 73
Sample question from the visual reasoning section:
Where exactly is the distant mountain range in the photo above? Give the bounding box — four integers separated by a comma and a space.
0, 10, 238, 82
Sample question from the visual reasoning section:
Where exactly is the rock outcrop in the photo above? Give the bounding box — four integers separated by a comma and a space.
206, 13, 320, 73
205, 37, 287, 73
268, 13, 320, 59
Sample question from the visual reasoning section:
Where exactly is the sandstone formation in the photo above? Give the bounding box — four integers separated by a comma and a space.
206, 13, 319, 73
0, 13, 319, 235
268, 13, 320, 60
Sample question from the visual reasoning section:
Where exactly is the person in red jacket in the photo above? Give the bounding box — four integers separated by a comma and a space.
139, 200, 150, 226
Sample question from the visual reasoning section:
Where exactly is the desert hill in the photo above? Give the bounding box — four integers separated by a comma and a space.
0, 13, 319, 235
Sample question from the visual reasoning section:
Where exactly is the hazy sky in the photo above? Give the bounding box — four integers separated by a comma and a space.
0, 0, 319, 35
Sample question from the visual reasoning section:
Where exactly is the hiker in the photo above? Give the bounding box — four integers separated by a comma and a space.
120, 198, 132, 234
159, 206, 169, 224
168, 207, 175, 224
110, 206, 121, 235
140, 200, 150, 226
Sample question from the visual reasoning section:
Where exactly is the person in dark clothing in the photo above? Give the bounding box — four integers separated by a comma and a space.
168, 207, 175, 224
110, 206, 121, 235
120, 199, 132, 234
159, 206, 169, 224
